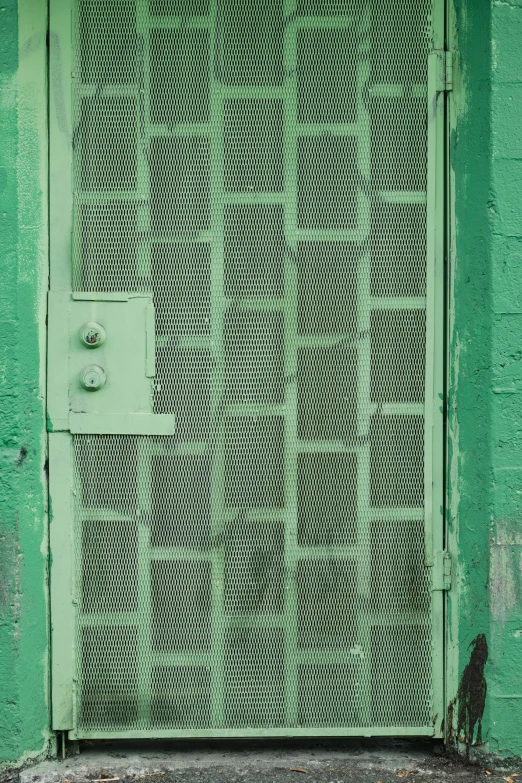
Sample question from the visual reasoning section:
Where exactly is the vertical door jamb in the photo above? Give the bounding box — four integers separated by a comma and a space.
49, 0, 75, 731
426, 0, 446, 736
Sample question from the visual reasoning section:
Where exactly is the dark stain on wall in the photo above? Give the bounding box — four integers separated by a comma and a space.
15, 446, 27, 468
446, 697, 455, 747
457, 634, 488, 747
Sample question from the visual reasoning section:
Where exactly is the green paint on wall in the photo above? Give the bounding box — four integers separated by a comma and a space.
488, 0, 522, 759
447, 0, 492, 755
0, 0, 50, 768
0, 0, 18, 75
450, 0, 522, 762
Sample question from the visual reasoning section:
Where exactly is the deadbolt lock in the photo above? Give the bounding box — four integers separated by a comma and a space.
80, 365, 107, 391
79, 321, 106, 348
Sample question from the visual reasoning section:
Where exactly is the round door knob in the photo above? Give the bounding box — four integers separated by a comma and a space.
80, 364, 106, 391
79, 321, 106, 348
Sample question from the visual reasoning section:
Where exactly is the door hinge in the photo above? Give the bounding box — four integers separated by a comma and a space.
432, 550, 452, 591
430, 50, 453, 92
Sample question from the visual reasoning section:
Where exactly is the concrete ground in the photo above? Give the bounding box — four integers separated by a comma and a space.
6, 740, 520, 783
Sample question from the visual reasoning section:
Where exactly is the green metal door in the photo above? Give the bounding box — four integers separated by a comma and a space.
48, 0, 447, 739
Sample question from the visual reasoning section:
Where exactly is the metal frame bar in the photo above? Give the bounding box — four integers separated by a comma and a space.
136, 436, 153, 727
209, 0, 226, 728
426, 0, 447, 738
49, 0, 73, 291
49, 434, 75, 729
444, 0, 458, 743
49, 0, 75, 730
282, 0, 299, 727
70, 726, 436, 740
68, 413, 175, 435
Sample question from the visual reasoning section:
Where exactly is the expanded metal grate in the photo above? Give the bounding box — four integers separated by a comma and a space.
72, 0, 436, 734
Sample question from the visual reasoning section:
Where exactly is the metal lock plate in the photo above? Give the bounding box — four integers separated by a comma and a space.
48, 291, 175, 435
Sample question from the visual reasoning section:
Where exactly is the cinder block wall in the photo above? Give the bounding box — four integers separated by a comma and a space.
486, 0, 522, 758
0, 0, 49, 768
450, 0, 522, 761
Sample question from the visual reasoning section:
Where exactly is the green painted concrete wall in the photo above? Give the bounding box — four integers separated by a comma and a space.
0, 0, 50, 768
447, 0, 491, 756
449, 0, 522, 762
488, 0, 522, 759
2, 0, 522, 768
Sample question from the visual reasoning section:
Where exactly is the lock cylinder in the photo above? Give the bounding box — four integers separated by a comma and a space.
80, 364, 106, 391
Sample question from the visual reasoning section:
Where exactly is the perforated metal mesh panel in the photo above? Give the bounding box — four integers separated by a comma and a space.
71, 0, 437, 735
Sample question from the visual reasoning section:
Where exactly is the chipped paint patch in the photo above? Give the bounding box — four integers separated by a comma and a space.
0, 518, 20, 617
490, 544, 518, 623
